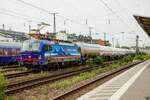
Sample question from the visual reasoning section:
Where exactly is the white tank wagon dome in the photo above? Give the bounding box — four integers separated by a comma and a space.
74, 42, 101, 50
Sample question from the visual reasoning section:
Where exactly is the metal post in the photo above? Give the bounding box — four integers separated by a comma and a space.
28, 20, 32, 40
112, 37, 114, 47
136, 35, 139, 54
50, 13, 58, 34
89, 27, 92, 44
64, 20, 66, 33
104, 33, 106, 46
53, 13, 56, 34
2, 24, 4, 30
86, 19, 92, 44
2, 24, 5, 36
29, 25, 31, 40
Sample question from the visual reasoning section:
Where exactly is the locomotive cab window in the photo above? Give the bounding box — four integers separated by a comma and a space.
42, 45, 52, 52
22, 40, 40, 51
78, 47, 81, 52
0, 49, 3, 55
12, 49, 17, 55
4, 49, 8, 55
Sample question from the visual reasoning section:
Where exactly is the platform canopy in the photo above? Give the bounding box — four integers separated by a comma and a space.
0, 29, 29, 41
134, 15, 150, 37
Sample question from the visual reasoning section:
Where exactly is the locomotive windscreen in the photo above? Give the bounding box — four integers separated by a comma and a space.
22, 40, 40, 51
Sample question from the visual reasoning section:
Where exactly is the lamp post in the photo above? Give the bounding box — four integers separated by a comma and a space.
136, 35, 139, 54
111, 32, 124, 47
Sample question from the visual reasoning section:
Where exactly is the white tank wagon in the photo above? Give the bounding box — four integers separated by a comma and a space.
75, 42, 135, 57
139, 49, 150, 54
125, 49, 136, 54
99, 45, 114, 56
75, 42, 101, 56
112, 48, 126, 56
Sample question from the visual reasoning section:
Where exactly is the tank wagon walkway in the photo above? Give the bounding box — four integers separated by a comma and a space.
77, 60, 150, 100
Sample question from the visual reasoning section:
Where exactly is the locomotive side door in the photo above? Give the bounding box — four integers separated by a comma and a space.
42, 44, 52, 64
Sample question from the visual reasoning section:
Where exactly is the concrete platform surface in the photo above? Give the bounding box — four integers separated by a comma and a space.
76, 60, 150, 100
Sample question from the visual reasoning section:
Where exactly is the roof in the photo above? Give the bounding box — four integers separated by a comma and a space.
0, 42, 21, 48
134, 15, 150, 37
24, 40, 55, 45
0, 29, 29, 41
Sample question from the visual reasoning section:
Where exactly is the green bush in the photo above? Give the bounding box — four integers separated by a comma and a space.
0, 73, 5, 100
111, 63, 120, 68
133, 55, 144, 61
122, 55, 133, 63
86, 56, 104, 65
94, 56, 103, 65
142, 54, 150, 59
86, 58, 94, 65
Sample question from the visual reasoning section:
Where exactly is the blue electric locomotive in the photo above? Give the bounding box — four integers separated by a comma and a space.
0, 42, 21, 65
19, 40, 81, 69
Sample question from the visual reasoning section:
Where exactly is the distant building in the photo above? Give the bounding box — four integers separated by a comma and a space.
0, 29, 28, 42
67, 33, 77, 42
0, 35, 13, 42
67, 34, 92, 43
92, 39, 111, 46
56, 31, 68, 41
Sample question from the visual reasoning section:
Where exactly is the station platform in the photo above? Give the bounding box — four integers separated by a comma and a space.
77, 60, 150, 100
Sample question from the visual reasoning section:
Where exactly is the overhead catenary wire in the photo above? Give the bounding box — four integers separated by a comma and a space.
0, 11, 44, 25
0, 11, 35, 31
98, 0, 115, 14
97, 0, 134, 31
112, 0, 139, 32
9, 0, 95, 29
6, 0, 132, 36
15, 0, 49, 13
0, 8, 48, 23
114, 0, 144, 33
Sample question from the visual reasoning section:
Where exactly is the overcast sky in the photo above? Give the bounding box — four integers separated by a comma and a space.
0, 0, 150, 47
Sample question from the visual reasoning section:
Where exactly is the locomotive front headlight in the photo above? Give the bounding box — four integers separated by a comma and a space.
20, 56, 22, 60
38, 55, 42, 60
28, 55, 32, 58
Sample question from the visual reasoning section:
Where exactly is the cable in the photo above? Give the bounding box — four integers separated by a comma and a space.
112, 1, 135, 24
9, 0, 91, 27
0, 11, 41, 23
15, 0, 49, 13
98, 0, 115, 14
97, 0, 133, 31
7, 0, 105, 34
0, 8, 47, 23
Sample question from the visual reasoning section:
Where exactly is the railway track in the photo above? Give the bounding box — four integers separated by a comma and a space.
0, 65, 19, 69
5, 60, 139, 95
4, 70, 34, 79
5, 60, 122, 94
5, 66, 97, 94
52, 61, 143, 100
0, 67, 25, 73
